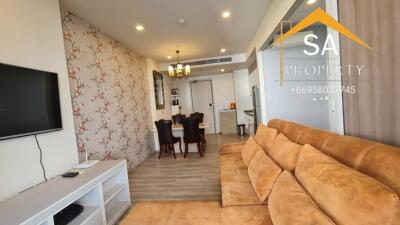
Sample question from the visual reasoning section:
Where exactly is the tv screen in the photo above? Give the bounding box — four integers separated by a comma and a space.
0, 63, 62, 140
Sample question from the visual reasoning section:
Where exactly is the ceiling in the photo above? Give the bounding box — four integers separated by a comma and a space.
290, 0, 325, 24
60, 0, 272, 63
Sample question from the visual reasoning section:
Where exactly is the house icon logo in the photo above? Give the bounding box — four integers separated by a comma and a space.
274, 8, 372, 50
274, 8, 372, 86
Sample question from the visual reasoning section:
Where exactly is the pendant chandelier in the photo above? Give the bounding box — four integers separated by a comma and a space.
168, 50, 191, 78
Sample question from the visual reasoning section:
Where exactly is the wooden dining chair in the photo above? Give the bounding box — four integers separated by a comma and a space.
190, 112, 206, 145
154, 120, 182, 159
182, 117, 204, 158
172, 114, 186, 125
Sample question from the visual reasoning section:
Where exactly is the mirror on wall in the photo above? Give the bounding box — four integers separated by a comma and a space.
153, 70, 165, 110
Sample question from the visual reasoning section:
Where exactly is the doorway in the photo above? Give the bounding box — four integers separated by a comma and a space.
190, 80, 216, 134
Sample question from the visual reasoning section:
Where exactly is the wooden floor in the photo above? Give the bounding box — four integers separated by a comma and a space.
128, 134, 247, 204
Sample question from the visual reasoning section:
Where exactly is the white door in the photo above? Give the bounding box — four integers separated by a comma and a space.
191, 80, 216, 134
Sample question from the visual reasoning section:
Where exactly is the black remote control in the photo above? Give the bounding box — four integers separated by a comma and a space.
61, 172, 79, 178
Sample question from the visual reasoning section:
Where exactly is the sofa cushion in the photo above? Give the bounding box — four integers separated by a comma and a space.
242, 137, 263, 167
121, 202, 175, 225
220, 152, 246, 171
273, 132, 290, 142
221, 181, 265, 207
296, 144, 400, 225
221, 205, 273, 225
220, 153, 249, 185
248, 150, 282, 201
358, 144, 400, 196
219, 141, 246, 155
220, 153, 264, 206
280, 122, 307, 142
321, 135, 376, 169
254, 124, 278, 152
269, 134, 302, 172
166, 201, 220, 225
268, 171, 336, 225
297, 128, 336, 149
121, 201, 221, 225
267, 133, 290, 155
267, 118, 290, 134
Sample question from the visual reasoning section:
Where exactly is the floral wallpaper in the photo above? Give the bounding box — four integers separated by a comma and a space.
62, 12, 153, 168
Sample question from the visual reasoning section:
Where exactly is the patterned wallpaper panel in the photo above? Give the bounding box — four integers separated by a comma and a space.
62, 12, 153, 168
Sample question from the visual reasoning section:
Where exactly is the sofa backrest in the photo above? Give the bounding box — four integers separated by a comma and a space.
267, 119, 400, 196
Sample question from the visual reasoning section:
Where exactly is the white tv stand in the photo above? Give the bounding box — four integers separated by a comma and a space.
0, 160, 131, 225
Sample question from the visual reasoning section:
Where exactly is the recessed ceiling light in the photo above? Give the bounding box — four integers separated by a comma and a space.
307, 0, 317, 4
167, 55, 172, 59
222, 11, 230, 19
135, 25, 144, 31
220, 48, 227, 53
178, 19, 185, 24
220, 69, 225, 72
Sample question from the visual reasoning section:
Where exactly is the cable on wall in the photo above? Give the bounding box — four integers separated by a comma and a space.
34, 134, 47, 182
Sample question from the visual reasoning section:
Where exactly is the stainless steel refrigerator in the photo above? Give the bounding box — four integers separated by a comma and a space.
252, 85, 262, 134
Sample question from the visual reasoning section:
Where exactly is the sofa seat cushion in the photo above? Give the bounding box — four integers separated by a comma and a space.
242, 136, 263, 167
269, 134, 302, 172
219, 141, 246, 155
121, 201, 221, 225
254, 124, 278, 152
121, 202, 174, 225
220, 153, 264, 206
268, 171, 336, 225
221, 205, 273, 225
248, 150, 282, 201
121, 201, 273, 225
220, 152, 246, 170
220, 153, 249, 182
296, 144, 400, 225
221, 181, 265, 207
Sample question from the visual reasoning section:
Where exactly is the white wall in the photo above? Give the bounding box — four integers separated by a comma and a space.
0, 0, 78, 200
233, 69, 252, 125
172, 73, 236, 133
171, 78, 192, 115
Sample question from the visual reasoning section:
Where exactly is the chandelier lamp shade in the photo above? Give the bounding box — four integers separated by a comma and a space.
168, 50, 190, 78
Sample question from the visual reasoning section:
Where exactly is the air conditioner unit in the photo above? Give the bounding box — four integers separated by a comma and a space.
272, 31, 314, 48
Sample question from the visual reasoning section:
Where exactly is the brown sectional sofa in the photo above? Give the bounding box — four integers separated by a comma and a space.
268, 119, 400, 196
121, 119, 400, 225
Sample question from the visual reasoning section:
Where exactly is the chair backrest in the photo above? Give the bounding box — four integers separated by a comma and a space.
155, 120, 174, 144
267, 118, 400, 196
182, 117, 201, 143
190, 112, 204, 123
172, 114, 186, 124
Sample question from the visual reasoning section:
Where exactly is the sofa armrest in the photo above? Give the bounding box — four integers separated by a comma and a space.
219, 141, 246, 155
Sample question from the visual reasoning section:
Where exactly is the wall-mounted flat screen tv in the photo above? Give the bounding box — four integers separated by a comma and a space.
0, 63, 62, 140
